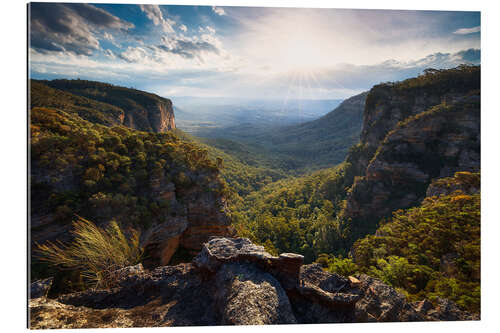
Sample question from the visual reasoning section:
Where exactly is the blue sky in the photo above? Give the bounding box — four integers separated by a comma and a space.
29, 3, 480, 99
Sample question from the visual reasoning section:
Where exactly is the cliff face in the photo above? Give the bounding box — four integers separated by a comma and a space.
340, 66, 480, 236
29, 237, 477, 328
121, 95, 175, 133
343, 96, 480, 232
347, 66, 480, 178
140, 172, 233, 267
35, 79, 176, 133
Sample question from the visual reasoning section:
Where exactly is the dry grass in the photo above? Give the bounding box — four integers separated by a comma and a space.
35, 216, 143, 289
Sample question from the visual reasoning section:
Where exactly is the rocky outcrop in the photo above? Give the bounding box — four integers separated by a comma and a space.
29, 238, 477, 328
353, 274, 478, 322
141, 180, 234, 268
426, 171, 480, 197
343, 94, 480, 234
32, 173, 233, 269
361, 67, 480, 154
30, 105, 231, 270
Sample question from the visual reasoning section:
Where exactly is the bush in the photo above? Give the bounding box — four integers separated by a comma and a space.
35, 217, 142, 289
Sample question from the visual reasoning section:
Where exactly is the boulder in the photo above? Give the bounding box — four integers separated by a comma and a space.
214, 263, 297, 325
194, 237, 303, 289
30, 277, 53, 299
354, 274, 414, 322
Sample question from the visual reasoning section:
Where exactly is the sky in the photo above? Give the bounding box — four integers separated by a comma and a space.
29, 3, 480, 99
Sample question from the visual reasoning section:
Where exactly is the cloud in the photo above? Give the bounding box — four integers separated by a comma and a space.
454, 48, 480, 62
158, 35, 221, 60
179, 24, 188, 32
104, 49, 117, 60
229, 8, 480, 69
139, 4, 175, 33
102, 32, 121, 48
453, 26, 480, 34
212, 6, 226, 16
118, 46, 149, 63
199, 26, 216, 34
29, 3, 133, 55
30, 47, 480, 100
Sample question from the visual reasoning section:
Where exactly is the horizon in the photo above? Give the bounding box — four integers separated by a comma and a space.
29, 3, 480, 100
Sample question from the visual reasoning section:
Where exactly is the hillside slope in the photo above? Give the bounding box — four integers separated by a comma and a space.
259, 91, 368, 167
30, 80, 125, 127
350, 172, 480, 313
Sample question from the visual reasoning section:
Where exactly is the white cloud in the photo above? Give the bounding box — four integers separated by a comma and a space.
212, 6, 226, 16
118, 46, 149, 63
199, 26, 216, 34
140, 4, 175, 33
453, 26, 480, 34
104, 49, 116, 60
228, 8, 480, 73
102, 32, 121, 48
179, 24, 188, 32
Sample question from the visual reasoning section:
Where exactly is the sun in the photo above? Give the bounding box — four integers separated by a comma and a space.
278, 33, 325, 72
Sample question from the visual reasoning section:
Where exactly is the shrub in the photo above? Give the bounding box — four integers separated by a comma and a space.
35, 217, 142, 289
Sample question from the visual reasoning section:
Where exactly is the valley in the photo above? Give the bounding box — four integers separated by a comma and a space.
29, 65, 481, 325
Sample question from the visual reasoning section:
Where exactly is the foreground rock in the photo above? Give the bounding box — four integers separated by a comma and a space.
29, 238, 478, 328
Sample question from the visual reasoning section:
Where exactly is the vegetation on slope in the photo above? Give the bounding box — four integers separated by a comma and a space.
41, 79, 169, 113
36, 79, 175, 132
31, 80, 124, 126
31, 106, 224, 228
319, 172, 480, 313
232, 161, 359, 262
174, 131, 288, 199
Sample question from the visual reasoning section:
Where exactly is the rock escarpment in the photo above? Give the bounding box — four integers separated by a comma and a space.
29, 238, 477, 328
340, 66, 480, 236
31, 165, 233, 268
426, 171, 480, 197
343, 95, 480, 233
36, 79, 176, 132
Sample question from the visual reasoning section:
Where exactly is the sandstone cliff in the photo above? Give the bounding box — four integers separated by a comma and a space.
340, 66, 480, 236
33, 79, 176, 133
29, 238, 477, 328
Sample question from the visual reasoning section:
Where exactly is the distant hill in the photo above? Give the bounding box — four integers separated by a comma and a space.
32, 79, 175, 133
174, 97, 343, 136
197, 92, 367, 171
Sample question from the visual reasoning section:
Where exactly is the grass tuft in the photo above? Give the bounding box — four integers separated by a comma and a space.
35, 216, 142, 289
